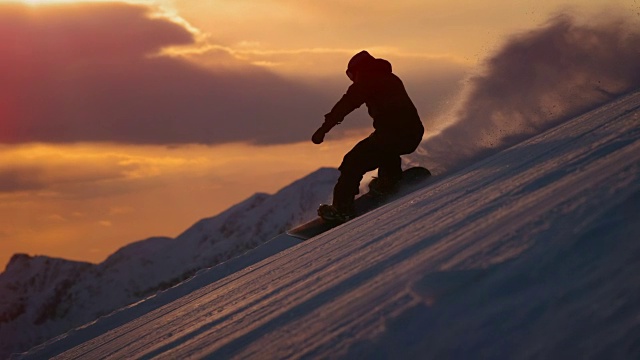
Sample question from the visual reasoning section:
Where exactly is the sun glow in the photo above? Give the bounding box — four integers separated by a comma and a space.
11, 0, 157, 5
18, 0, 91, 4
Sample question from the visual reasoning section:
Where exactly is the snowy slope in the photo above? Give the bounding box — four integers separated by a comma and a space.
17, 90, 640, 359
0, 168, 337, 359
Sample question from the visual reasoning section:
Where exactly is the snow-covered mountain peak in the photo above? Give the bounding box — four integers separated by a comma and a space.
177, 167, 338, 242
1, 254, 92, 289
0, 254, 92, 332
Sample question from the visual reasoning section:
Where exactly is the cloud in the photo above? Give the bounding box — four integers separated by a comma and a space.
0, 167, 46, 193
0, 144, 193, 196
0, 2, 335, 145
0, 163, 122, 194
98, 220, 113, 227
46, 214, 68, 222
108, 206, 135, 215
411, 13, 640, 174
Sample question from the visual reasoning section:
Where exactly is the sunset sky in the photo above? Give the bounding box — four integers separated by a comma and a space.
1, 0, 638, 268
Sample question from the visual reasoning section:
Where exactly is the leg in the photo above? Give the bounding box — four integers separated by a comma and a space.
369, 132, 406, 194
377, 152, 402, 184
333, 137, 384, 212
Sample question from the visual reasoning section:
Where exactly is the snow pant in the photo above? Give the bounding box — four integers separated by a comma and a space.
332, 127, 423, 211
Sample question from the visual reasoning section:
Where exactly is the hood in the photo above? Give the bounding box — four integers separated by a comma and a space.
347, 51, 392, 74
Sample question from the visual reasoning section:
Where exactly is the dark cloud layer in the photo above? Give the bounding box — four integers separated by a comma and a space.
0, 2, 335, 145
413, 13, 640, 174
0, 167, 45, 193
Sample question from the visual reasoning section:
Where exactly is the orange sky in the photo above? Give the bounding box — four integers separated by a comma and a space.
1, 0, 638, 269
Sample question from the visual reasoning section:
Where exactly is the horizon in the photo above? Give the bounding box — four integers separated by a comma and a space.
1, 0, 639, 269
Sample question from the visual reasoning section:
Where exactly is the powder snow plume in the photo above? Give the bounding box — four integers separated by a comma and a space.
410, 13, 640, 174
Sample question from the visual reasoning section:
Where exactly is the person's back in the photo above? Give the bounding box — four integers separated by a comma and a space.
323, 53, 422, 138
347, 57, 421, 135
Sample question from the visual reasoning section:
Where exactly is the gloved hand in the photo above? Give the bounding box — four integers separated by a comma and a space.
312, 113, 342, 144
312, 127, 326, 144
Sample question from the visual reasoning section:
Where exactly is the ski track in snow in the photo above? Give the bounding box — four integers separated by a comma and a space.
17, 90, 640, 359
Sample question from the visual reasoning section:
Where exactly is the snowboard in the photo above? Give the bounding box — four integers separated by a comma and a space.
287, 166, 431, 240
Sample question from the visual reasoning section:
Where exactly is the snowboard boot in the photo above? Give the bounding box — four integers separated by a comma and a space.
317, 204, 356, 223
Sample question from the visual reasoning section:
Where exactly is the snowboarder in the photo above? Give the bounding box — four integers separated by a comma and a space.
312, 50, 424, 222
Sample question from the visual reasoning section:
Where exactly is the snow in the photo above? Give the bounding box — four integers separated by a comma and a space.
14, 90, 640, 359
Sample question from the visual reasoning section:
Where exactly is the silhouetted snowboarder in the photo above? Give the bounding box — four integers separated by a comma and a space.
312, 50, 425, 222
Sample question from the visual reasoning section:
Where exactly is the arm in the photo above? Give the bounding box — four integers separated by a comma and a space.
312, 83, 368, 144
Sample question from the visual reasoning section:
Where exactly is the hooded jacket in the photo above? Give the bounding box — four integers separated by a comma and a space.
324, 52, 423, 138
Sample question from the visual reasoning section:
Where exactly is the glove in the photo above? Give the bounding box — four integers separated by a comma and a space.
312, 127, 326, 144
312, 113, 343, 144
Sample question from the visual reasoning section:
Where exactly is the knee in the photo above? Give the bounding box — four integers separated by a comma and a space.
339, 144, 377, 174
337, 167, 363, 183
339, 150, 360, 170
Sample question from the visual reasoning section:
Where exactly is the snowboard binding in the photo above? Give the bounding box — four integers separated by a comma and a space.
367, 177, 400, 197
317, 204, 355, 223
